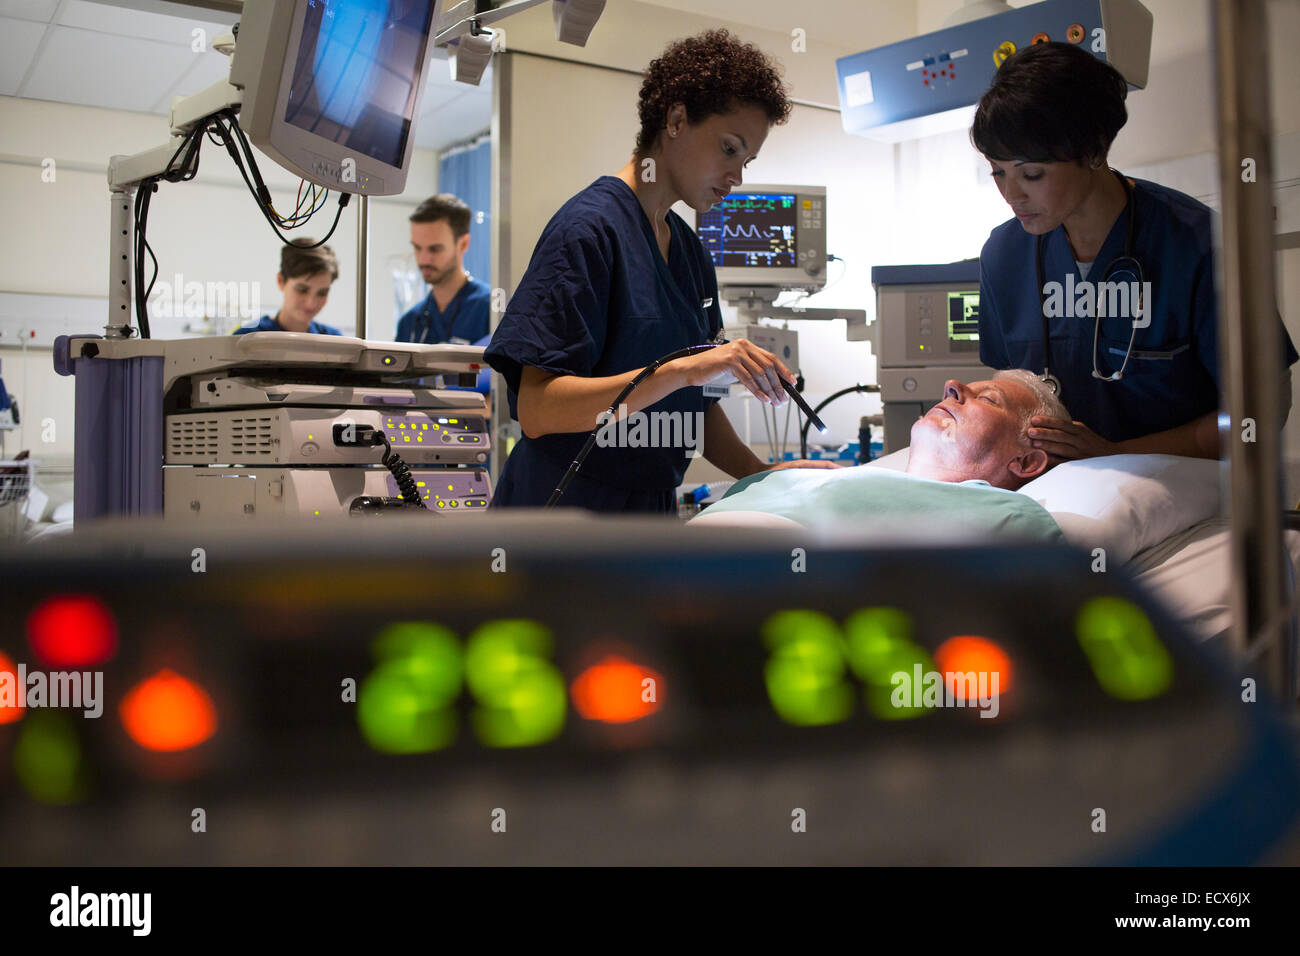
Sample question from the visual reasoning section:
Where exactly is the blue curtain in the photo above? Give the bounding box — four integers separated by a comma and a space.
438, 138, 491, 286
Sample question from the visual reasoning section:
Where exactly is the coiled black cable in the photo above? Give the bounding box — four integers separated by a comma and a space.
377, 431, 426, 508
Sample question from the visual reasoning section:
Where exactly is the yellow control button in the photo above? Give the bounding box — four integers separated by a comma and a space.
993, 40, 1016, 67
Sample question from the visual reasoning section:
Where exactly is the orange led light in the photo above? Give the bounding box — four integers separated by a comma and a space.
0, 651, 24, 724
119, 670, 217, 752
934, 635, 1012, 699
571, 655, 662, 724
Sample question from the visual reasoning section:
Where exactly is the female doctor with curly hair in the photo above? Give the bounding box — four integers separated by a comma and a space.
485, 29, 836, 513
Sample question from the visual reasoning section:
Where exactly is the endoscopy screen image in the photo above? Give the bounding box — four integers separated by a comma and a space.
284, 0, 436, 167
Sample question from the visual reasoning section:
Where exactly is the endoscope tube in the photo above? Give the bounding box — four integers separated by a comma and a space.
546, 344, 716, 508
547, 338, 830, 507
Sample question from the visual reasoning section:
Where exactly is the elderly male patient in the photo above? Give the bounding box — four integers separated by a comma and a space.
692, 369, 1069, 541
904, 368, 1066, 489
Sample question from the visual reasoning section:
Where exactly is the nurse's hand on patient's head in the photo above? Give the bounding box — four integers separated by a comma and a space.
672, 340, 794, 405
768, 459, 843, 471
1026, 416, 1119, 461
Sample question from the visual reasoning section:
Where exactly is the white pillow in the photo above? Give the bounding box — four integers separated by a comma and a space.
1016, 454, 1221, 564
863, 447, 1221, 564
864, 448, 910, 471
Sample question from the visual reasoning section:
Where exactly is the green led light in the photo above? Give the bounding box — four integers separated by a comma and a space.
1075, 597, 1173, 700
761, 610, 854, 726
843, 607, 933, 720
357, 623, 463, 754
13, 711, 87, 805
465, 620, 566, 748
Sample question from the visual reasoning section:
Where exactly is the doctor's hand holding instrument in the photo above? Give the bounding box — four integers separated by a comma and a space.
517, 338, 796, 440
670, 339, 798, 407
545, 341, 837, 507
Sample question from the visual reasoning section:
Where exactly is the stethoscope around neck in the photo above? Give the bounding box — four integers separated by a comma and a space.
1035, 169, 1145, 398
416, 273, 471, 344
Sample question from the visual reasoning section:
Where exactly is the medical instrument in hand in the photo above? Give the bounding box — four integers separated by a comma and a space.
546, 344, 717, 508
781, 377, 826, 433
796, 383, 883, 460
547, 340, 824, 508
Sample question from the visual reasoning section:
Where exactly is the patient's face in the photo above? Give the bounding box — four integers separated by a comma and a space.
907, 379, 1044, 489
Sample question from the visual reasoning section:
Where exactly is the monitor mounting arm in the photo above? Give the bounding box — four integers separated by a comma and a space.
105, 73, 243, 339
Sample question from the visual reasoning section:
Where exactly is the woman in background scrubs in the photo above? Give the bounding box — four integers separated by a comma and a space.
486, 30, 836, 513
973, 41, 1296, 460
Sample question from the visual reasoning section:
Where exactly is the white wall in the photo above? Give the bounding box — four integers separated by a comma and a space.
0, 94, 445, 470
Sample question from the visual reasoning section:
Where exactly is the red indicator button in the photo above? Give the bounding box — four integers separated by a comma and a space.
27, 595, 118, 667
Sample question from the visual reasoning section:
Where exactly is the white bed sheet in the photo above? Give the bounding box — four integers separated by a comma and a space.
1131, 517, 1300, 644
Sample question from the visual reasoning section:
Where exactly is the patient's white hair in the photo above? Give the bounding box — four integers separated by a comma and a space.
992, 369, 1071, 442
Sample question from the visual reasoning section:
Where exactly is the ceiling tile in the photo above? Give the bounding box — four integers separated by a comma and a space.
58, 0, 231, 44
0, 17, 46, 95
23, 26, 197, 112
0, 0, 59, 22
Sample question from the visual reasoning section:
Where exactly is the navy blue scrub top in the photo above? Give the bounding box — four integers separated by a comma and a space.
395, 277, 492, 345
233, 315, 342, 335
395, 278, 492, 394
485, 176, 724, 511
978, 176, 1298, 443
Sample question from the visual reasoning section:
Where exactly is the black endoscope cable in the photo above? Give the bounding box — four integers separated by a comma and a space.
546, 343, 717, 508
546, 339, 823, 508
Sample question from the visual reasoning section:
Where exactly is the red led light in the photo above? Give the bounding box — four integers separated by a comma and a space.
0, 651, 23, 724
923, 79, 930, 86
26, 595, 118, 668
571, 656, 662, 724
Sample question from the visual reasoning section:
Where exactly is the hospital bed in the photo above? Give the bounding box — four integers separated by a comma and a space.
692, 448, 1300, 648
